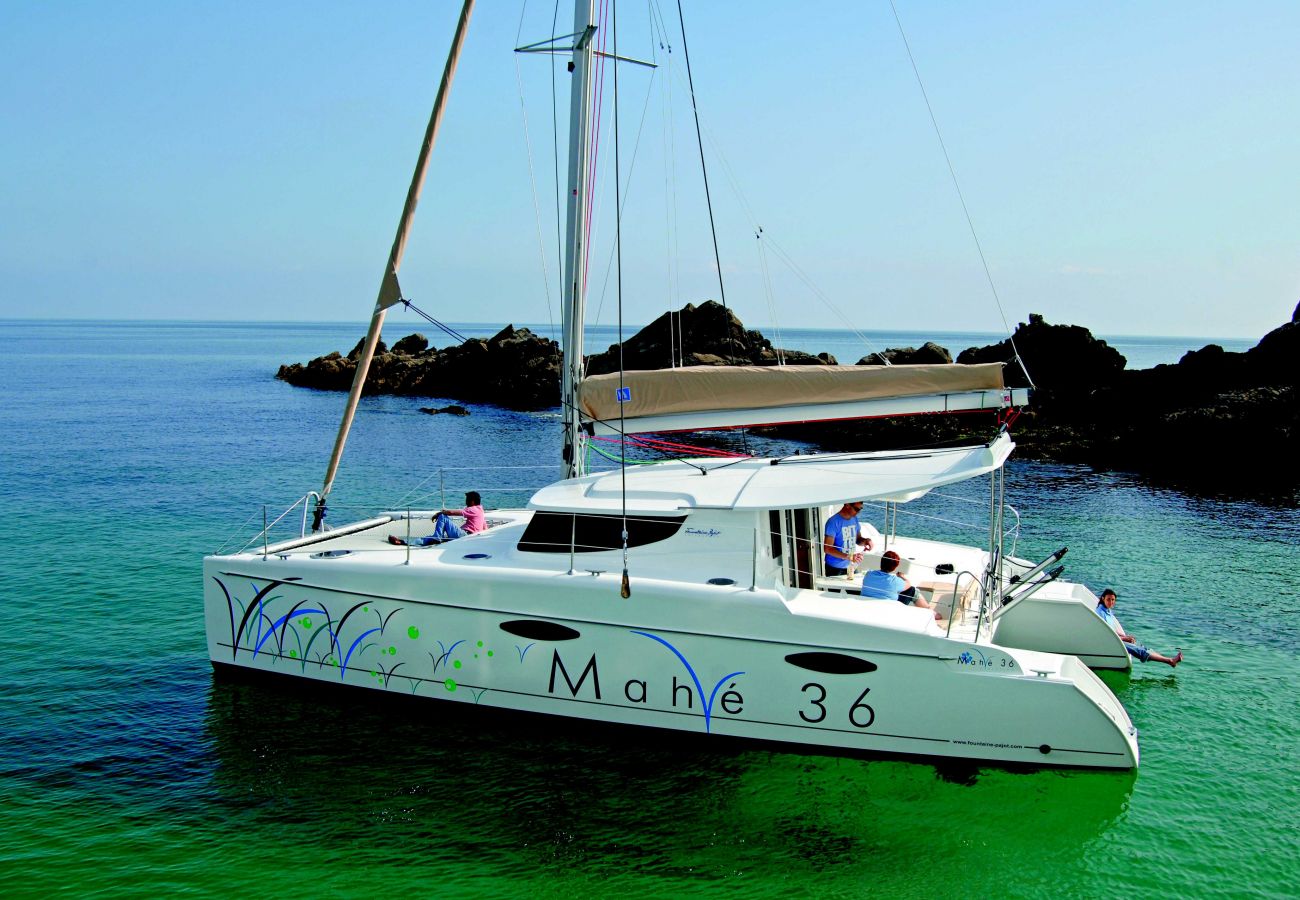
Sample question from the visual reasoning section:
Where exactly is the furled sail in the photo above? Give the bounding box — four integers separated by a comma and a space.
578, 363, 1019, 435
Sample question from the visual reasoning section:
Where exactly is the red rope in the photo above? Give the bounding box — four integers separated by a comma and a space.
589, 433, 749, 458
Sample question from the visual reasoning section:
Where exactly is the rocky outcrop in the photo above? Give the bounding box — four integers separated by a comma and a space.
276, 325, 560, 410
785, 308, 1299, 491
858, 342, 953, 366
584, 300, 835, 374
278, 301, 1299, 491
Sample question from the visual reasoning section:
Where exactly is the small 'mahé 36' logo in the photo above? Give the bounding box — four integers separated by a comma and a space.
685, 527, 721, 537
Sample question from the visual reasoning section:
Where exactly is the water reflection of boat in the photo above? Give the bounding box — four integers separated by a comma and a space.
204, 1, 1138, 769
202, 676, 1134, 878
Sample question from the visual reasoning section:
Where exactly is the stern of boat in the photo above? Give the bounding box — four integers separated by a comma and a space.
992, 581, 1131, 670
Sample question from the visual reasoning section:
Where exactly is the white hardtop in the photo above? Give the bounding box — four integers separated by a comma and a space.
529, 432, 1014, 514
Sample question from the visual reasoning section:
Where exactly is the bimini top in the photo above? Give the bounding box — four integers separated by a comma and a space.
578, 363, 1014, 435
529, 432, 1015, 514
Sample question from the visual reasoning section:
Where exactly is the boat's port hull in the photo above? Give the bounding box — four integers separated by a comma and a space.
205, 553, 1138, 770
993, 584, 1131, 670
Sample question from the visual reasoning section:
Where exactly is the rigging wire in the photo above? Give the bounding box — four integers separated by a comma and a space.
580, 0, 612, 302
398, 299, 470, 344
755, 227, 786, 365
586, 66, 659, 332
612, 0, 631, 599
648, 45, 889, 365
549, 0, 564, 316
887, 0, 1034, 387
649, 1, 683, 366
514, 2, 559, 348
674, 0, 735, 360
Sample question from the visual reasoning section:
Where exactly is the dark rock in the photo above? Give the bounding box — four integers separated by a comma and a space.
858, 342, 952, 366
769, 309, 1300, 491
347, 337, 386, 360
419, 405, 470, 416
960, 312, 1299, 490
278, 328, 560, 410
956, 313, 1126, 405
584, 300, 833, 373
392, 333, 429, 355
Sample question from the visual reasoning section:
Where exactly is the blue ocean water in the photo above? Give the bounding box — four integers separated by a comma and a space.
1, 320, 1295, 898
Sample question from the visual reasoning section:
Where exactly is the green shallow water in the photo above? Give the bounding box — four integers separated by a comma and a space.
1, 321, 1297, 898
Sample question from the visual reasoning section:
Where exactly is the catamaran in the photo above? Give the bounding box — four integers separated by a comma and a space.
204, 0, 1138, 768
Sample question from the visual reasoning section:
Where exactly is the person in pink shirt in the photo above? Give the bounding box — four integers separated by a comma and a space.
389, 491, 486, 545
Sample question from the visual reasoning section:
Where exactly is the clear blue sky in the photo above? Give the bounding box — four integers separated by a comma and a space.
2, 1, 1296, 339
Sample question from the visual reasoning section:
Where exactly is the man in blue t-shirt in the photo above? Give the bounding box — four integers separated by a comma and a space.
861, 550, 910, 599
823, 501, 872, 576
1095, 588, 1183, 666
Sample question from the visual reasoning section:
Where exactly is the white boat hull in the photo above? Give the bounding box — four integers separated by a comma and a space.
992, 582, 1131, 670
204, 532, 1138, 770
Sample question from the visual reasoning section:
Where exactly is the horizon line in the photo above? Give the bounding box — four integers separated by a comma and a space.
0, 316, 1265, 343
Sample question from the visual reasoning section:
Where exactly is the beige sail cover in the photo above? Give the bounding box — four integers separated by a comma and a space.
578, 363, 1006, 422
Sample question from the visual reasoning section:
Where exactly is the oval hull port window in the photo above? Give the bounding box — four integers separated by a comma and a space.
784, 652, 878, 675
310, 550, 352, 559
499, 620, 581, 642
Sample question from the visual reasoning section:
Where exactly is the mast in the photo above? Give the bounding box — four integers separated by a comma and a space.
560, 0, 598, 480
313, 0, 476, 529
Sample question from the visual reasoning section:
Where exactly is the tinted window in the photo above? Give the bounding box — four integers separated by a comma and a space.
518, 511, 687, 553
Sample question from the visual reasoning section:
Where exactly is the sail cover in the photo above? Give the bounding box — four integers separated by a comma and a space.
578, 363, 1009, 433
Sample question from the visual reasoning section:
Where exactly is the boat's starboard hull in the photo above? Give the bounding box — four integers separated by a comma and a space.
204, 553, 1138, 770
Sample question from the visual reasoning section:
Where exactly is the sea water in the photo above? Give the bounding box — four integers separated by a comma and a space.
0, 320, 1294, 898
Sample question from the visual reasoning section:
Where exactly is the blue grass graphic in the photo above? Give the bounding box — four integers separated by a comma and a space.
253, 608, 324, 658
515, 643, 535, 663
326, 601, 373, 660
340, 628, 381, 680
228, 579, 289, 657
430, 639, 465, 672
631, 631, 744, 733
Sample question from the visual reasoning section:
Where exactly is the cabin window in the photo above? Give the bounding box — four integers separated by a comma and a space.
517, 512, 687, 554
769, 508, 815, 589
768, 510, 783, 562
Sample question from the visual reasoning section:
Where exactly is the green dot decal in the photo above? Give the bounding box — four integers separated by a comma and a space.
477, 641, 484, 648
302, 619, 312, 629
407, 626, 420, 639
388, 646, 396, 656
289, 650, 298, 658
444, 678, 457, 692
487, 650, 493, 657
453, 660, 462, 669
